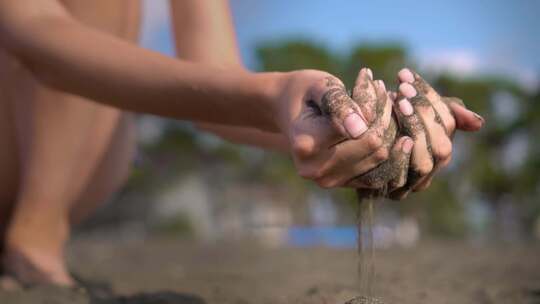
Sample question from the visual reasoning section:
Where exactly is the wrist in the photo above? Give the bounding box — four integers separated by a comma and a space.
251, 71, 288, 133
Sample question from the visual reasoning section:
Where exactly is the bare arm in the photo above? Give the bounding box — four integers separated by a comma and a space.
196, 122, 288, 151
0, 0, 280, 131
170, 0, 241, 68
170, 0, 288, 152
0, 0, 418, 191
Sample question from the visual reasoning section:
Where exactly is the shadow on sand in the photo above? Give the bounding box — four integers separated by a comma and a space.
0, 284, 206, 304
92, 291, 206, 304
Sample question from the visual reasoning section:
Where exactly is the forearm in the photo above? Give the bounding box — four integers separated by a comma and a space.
170, 0, 242, 68
0, 5, 281, 131
196, 123, 289, 152
170, 0, 287, 150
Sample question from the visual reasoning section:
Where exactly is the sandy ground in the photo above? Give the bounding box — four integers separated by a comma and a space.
1, 237, 539, 304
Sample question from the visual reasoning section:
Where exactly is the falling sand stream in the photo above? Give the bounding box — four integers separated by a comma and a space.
345, 191, 385, 304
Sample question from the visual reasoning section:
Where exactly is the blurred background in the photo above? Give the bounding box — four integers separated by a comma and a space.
79, 0, 540, 249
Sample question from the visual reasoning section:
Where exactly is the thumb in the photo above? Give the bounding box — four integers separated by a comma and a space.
318, 80, 368, 139
388, 136, 414, 191
443, 97, 485, 132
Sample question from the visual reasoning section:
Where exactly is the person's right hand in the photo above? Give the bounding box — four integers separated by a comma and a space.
274, 69, 412, 189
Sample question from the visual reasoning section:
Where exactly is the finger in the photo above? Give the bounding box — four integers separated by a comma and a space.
399, 70, 459, 191
413, 151, 452, 192
388, 90, 397, 102
342, 90, 397, 189
320, 83, 394, 188
352, 68, 378, 124
399, 81, 452, 168
312, 131, 388, 189
347, 133, 410, 191
398, 68, 415, 83
414, 175, 433, 192
371, 79, 392, 130
317, 78, 368, 139
444, 98, 485, 131
394, 95, 433, 189
400, 69, 455, 134
290, 113, 340, 161
388, 136, 414, 190
345, 120, 397, 189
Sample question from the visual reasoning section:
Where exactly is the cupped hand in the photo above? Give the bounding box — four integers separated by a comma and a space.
389, 68, 484, 199
276, 69, 411, 189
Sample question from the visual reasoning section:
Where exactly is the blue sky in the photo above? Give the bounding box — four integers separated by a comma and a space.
141, 0, 539, 90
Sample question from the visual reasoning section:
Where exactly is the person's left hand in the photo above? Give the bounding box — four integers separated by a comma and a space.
388, 68, 484, 199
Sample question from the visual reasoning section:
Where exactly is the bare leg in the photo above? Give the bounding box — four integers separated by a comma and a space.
0, 51, 135, 286
0, 83, 19, 256
70, 113, 135, 225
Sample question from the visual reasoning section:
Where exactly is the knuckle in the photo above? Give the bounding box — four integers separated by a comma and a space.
373, 146, 390, 162
434, 138, 452, 161
300, 166, 327, 181
448, 119, 456, 134
319, 74, 343, 87
316, 178, 339, 189
292, 136, 317, 159
414, 160, 434, 176
298, 166, 322, 180
439, 154, 452, 169
297, 168, 314, 180
365, 132, 383, 151
311, 167, 327, 180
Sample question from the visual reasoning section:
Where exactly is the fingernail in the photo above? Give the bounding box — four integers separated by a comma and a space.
402, 138, 414, 153
344, 113, 368, 138
398, 68, 415, 83
376, 80, 386, 91
389, 91, 397, 101
399, 83, 417, 98
398, 98, 414, 116
366, 68, 373, 80
473, 112, 485, 123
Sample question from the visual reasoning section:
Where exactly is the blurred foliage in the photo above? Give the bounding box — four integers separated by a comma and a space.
257, 41, 340, 75
153, 212, 195, 237
343, 42, 409, 88
132, 41, 539, 239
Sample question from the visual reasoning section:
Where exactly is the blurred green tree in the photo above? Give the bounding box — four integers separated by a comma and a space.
256, 41, 340, 75
342, 43, 409, 88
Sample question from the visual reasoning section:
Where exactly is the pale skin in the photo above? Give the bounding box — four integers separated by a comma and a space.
0, 0, 483, 287
354, 68, 484, 199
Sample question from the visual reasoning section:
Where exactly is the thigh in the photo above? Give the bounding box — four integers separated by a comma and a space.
0, 51, 20, 213
1, 46, 131, 214
0, 91, 18, 210
70, 113, 136, 224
